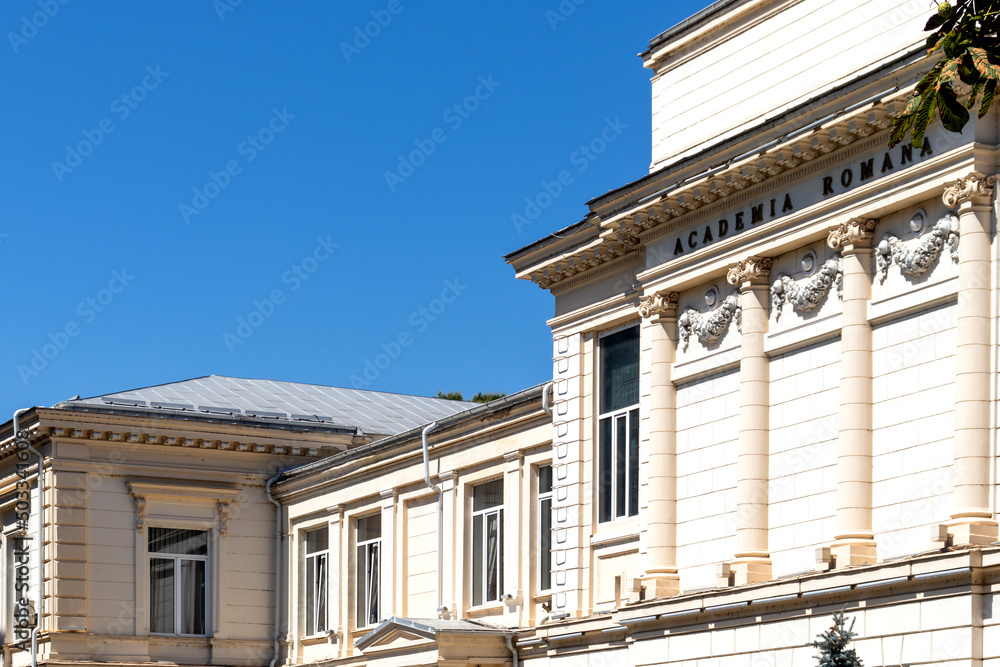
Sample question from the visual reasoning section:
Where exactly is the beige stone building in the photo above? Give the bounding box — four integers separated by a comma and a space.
7, 1, 1000, 666
0, 376, 474, 667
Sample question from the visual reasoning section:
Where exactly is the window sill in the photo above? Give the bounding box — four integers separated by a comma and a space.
300, 634, 332, 646
465, 602, 506, 618
591, 518, 640, 549
532, 592, 553, 604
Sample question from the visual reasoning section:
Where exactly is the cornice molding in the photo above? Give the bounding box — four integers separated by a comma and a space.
47, 426, 321, 457
524, 92, 907, 290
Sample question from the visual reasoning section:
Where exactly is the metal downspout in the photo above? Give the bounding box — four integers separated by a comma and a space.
421, 422, 446, 618
265, 472, 283, 667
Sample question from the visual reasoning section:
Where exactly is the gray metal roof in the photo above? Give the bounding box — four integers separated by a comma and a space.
58, 375, 477, 436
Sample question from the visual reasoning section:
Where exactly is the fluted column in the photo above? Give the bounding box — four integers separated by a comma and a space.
827, 218, 878, 566
945, 172, 998, 545
727, 257, 773, 585
638, 291, 681, 598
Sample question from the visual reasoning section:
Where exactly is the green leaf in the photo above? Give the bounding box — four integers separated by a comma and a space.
967, 80, 984, 109
888, 92, 925, 148
938, 56, 963, 86
937, 86, 970, 131
925, 13, 948, 30
970, 46, 1000, 80
980, 79, 997, 118
911, 89, 937, 146
888, 114, 915, 148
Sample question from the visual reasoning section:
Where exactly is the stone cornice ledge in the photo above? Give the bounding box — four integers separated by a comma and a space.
523, 90, 911, 291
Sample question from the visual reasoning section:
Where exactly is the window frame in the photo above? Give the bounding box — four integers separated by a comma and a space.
471, 479, 504, 607
597, 325, 641, 524
355, 514, 381, 629
537, 465, 553, 593
303, 526, 329, 637
147, 528, 210, 638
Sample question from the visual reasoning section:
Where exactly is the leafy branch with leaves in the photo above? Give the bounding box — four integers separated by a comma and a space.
890, 1, 1000, 147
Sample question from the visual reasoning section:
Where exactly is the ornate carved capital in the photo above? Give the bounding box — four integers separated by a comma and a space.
943, 172, 996, 208
827, 218, 876, 250
726, 257, 773, 286
638, 291, 679, 319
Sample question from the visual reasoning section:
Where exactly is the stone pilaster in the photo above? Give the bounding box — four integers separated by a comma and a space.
827, 218, 878, 566
944, 172, 999, 545
638, 291, 681, 599
726, 257, 773, 585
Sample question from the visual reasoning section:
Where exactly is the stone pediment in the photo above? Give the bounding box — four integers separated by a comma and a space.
356, 617, 511, 666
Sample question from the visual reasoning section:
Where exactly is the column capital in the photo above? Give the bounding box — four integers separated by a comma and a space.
943, 171, 996, 208
827, 218, 876, 250
726, 256, 772, 287
638, 291, 679, 319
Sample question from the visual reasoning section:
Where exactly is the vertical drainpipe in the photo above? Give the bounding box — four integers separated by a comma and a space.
13, 409, 43, 667
265, 472, 283, 667
420, 422, 446, 619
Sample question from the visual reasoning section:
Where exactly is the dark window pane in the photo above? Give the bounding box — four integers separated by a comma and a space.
540, 497, 552, 591
600, 327, 639, 413
316, 553, 328, 633
473, 479, 504, 511
486, 513, 499, 603
149, 528, 208, 556
615, 415, 627, 518
356, 545, 365, 624
472, 516, 483, 606
629, 408, 640, 516
306, 527, 328, 554
357, 515, 381, 542
367, 544, 379, 625
180, 559, 205, 635
149, 558, 174, 634
599, 418, 612, 523
538, 465, 553, 494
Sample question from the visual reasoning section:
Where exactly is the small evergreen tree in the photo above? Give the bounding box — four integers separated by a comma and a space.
812, 609, 863, 667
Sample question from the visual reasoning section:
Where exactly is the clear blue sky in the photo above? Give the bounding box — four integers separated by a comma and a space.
1, 0, 711, 417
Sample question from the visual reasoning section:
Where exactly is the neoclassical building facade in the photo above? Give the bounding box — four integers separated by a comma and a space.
4, 1, 1000, 667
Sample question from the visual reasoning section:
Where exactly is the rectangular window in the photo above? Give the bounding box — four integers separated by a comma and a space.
538, 465, 553, 592
149, 528, 208, 636
355, 515, 381, 628
598, 326, 640, 523
304, 527, 328, 636
472, 479, 503, 606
